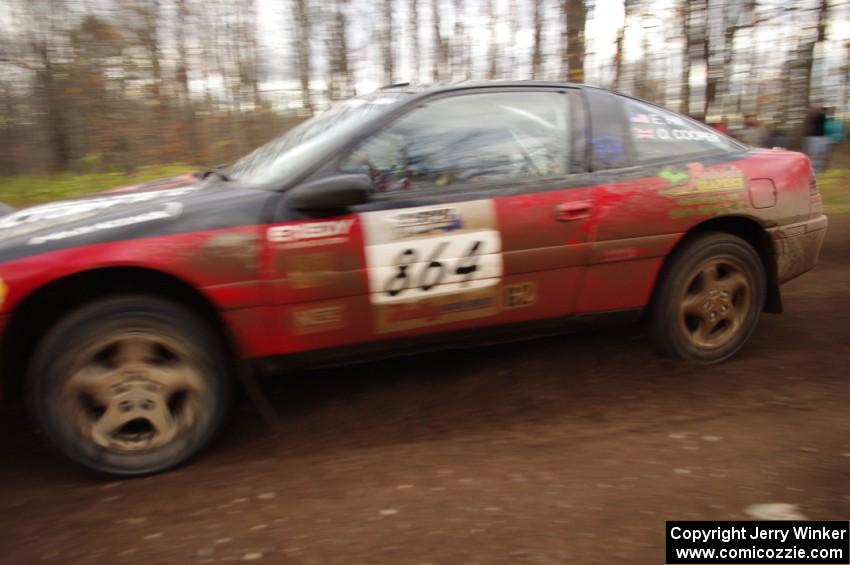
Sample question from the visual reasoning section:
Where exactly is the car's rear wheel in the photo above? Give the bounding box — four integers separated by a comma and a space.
28, 296, 231, 477
650, 231, 765, 364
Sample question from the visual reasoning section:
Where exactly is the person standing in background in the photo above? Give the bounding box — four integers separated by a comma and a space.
804, 106, 828, 173
824, 108, 844, 169
765, 126, 789, 149
737, 114, 767, 147
709, 117, 729, 135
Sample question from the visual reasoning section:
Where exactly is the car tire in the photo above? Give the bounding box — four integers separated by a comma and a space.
649, 231, 765, 364
28, 296, 232, 477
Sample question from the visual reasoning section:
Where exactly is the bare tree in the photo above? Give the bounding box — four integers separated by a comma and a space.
613, 0, 634, 91
678, 0, 691, 114
381, 0, 395, 84
432, 0, 448, 81
788, 0, 829, 126
508, 0, 521, 78
293, 0, 314, 114
531, 0, 543, 79
409, 0, 420, 82
681, 0, 708, 117
452, 0, 468, 79
562, 0, 586, 82
327, 0, 352, 100
485, 0, 498, 79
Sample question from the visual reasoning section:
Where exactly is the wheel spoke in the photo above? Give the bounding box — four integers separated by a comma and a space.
681, 293, 708, 317
152, 363, 204, 395
700, 264, 719, 284
91, 406, 132, 448
66, 364, 115, 405
720, 271, 748, 294
115, 336, 155, 366
146, 402, 178, 447
696, 318, 719, 342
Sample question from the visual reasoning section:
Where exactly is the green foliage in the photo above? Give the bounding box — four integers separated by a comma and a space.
816, 169, 850, 214
0, 164, 195, 208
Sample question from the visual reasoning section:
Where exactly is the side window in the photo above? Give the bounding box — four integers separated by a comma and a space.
585, 89, 632, 171
340, 91, 569, 192
623, 98, 739, 162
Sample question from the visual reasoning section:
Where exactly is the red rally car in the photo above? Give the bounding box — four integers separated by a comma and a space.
0, 82, 827, 476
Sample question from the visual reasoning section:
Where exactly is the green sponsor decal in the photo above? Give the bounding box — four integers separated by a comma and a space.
659, 168, 689, 186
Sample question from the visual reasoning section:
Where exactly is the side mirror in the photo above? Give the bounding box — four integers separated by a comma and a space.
285, 174, 372, 210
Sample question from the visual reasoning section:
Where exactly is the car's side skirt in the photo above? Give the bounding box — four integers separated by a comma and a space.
249, 307, 643, 377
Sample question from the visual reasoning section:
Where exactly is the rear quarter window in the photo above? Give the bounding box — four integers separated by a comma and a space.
622, 98, 741, 162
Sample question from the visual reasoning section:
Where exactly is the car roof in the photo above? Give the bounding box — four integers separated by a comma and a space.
379, 79, 594, 97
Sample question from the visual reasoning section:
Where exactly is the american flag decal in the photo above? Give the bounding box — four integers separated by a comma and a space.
633, 127, 656, 139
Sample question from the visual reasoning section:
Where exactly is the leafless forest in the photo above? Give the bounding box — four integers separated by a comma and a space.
0, 0, 846, 175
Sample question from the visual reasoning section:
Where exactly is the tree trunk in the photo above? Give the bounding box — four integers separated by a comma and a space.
679, 0, 690, 115
409, 0, 419, 82
613, 0, 632, 91
293, 0, 313, 114
531, 0, 543, 79
486, 0, 497, 79
787, 0, 828, 135
433, 0, 446, 81
328, 0, 352, 100
563, 0, 585, 82
382, 0, 394, 84
38, 51, 71, 171
453, 0, 466, 79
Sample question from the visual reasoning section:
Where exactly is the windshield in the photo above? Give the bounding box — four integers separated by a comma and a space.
227, 92, 412, 186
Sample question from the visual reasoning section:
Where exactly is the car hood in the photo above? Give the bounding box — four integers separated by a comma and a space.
0, 179, 275, 263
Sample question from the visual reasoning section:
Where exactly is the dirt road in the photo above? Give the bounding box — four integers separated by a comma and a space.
1, 216, 849, 564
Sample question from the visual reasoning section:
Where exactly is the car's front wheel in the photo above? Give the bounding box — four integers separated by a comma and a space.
29, 296, 231, 477
650, 231, 766, 364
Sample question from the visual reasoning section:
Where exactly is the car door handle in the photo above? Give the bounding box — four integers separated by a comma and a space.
554, 201, 594, 221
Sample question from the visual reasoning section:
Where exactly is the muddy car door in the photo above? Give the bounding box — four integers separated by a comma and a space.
573, 88, 748, 315
338, 87, 597, 340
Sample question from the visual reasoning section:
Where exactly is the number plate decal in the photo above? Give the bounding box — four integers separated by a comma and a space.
361, 200, 503, 333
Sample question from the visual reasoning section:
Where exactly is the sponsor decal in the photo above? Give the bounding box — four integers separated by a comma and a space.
630, 110, 685, 127
669, 128, 719, 142
198, 232, 258, 273
592, 135, 626, 165
633, 125, 720, 144
267, 219, 354, 249
286, 252, 335, 289
291, 304, 346, 334
633, 127, 656, 139
388, 207, 463, 239
375, 287, 499, 333
503, 282, 537, 309
0, 186, 197, 232
27, 202, 183, 245
0, 277, 6, 311
362, 200, 503, 333
660, 168, 690, 186
660, 163, 747, 197
668, 193, 745, 218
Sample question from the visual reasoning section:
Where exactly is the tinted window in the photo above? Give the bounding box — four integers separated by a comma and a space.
585, 89, 632, 171
341, 91, 569, 192
623, 98, 739, 162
